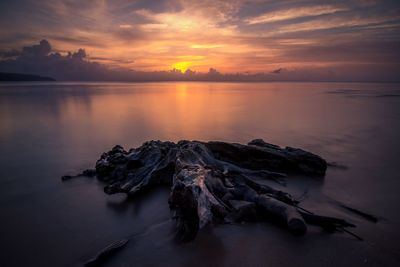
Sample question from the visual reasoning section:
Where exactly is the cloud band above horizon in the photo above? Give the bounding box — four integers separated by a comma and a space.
0, 0, 399, 81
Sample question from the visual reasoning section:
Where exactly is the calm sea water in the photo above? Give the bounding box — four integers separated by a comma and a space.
0, 82, 400, 267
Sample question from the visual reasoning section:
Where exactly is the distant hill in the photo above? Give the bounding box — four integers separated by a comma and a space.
0, 72, 55, 81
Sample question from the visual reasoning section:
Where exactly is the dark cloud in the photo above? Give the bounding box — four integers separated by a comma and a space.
271, 68, 284, 74
0, 40, 111, 80
22, 39, 51, 56
236, 0, 400, 38
62, 0, 104, 11
122, 0, 183, 13
237, 0, 400, 20
1, 39, 52, 59
71, 48, 86, 60
89, 56, 134, 64
113, 26, 148, 43
48, 35, 108, 48
282, 41, 400, 64
0, 49, 21, 58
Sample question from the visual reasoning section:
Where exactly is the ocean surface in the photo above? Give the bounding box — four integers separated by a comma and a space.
0, 82, 399, 267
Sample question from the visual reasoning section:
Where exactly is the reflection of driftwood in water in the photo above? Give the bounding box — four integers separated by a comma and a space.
64, 139, 359, 241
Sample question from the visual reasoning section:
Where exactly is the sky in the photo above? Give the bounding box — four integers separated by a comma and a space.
0, 0, 399, 81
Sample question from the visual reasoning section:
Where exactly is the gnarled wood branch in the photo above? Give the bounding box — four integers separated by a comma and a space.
66, 139, 357, 241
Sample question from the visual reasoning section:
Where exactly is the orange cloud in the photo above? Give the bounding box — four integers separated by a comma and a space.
245, 5, 348, 25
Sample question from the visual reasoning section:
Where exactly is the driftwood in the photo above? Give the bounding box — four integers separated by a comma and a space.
326, 197, 380, 223
65, 139, 357, 241
84, 239, 129, 267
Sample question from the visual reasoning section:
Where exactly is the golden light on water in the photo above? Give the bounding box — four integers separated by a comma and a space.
175, 84, 188, 99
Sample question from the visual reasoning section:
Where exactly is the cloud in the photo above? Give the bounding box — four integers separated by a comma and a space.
112, 25, 148, 42
245, 5, 348, 25
276, 15, 399, 33
0, 49, 21, 58
71, 48, 87, 60
0, 40, 111, 80
132, 0, 183, 13
23, 39, 52, 56
1, 39, 399, 82
119, 24, 133, 29
1, 39, 52, 58
0, 1, 399, 80
271, 68, 283, 74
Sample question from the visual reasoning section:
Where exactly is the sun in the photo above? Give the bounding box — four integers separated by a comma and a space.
172, 61, 192, 72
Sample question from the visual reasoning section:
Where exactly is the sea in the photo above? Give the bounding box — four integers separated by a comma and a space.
0, 81, 399, 266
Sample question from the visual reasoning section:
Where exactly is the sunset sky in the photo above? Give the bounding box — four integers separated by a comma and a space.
0, 0, 399, 81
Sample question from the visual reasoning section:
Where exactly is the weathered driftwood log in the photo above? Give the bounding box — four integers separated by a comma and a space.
66, 139, 356, 241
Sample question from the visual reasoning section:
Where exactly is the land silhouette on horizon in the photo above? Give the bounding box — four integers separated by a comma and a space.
0, 72, 55, 82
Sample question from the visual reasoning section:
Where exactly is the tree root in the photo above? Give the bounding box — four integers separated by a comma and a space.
64, 139, 359, 241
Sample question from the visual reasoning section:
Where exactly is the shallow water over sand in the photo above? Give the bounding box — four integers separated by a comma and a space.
0, 82, 400, 267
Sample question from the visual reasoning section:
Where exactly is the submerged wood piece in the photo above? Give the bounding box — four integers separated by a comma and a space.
68, 139, 358, 241
84, 238, 129, 266
328, 197, 380, 223
61, 169, 96, 181
338, 204, 379, 223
